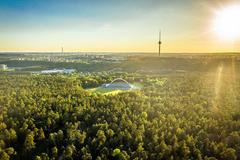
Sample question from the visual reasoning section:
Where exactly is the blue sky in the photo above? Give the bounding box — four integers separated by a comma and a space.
0, 0, 239, 52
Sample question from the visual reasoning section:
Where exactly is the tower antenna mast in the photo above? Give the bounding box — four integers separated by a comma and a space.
158, 30, 162, 57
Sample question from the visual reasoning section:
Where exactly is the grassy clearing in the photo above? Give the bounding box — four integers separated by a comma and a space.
88, 87, 124, 95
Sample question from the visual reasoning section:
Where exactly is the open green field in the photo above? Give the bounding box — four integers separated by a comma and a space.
87, 87, 125, 95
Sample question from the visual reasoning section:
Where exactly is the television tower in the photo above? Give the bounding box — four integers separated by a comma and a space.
158, 31, 162, 57
61, 47, 64, 53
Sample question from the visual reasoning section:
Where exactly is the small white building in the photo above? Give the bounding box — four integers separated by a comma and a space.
102, 78, 133, 90
41, 68, 76, 74
0, 64, 7, 70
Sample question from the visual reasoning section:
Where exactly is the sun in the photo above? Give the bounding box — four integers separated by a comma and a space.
212, 4, 240, 40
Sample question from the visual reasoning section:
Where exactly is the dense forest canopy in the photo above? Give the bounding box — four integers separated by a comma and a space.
0, 70, 240, 160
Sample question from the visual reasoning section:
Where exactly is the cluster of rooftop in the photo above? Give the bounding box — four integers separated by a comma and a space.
0, 64, 7, 70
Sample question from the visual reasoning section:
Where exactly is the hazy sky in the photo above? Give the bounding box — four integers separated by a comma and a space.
0, 0, 239, 53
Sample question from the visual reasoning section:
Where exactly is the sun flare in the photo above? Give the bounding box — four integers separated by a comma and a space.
212, 4, 240, 40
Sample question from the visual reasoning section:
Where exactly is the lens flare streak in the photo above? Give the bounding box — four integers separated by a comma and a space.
214, 64, 223, 102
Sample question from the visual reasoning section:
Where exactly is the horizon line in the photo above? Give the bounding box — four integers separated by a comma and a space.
0, 51, 240, 54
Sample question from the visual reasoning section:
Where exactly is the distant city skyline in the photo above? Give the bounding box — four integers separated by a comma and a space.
0, 0, 240, 53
